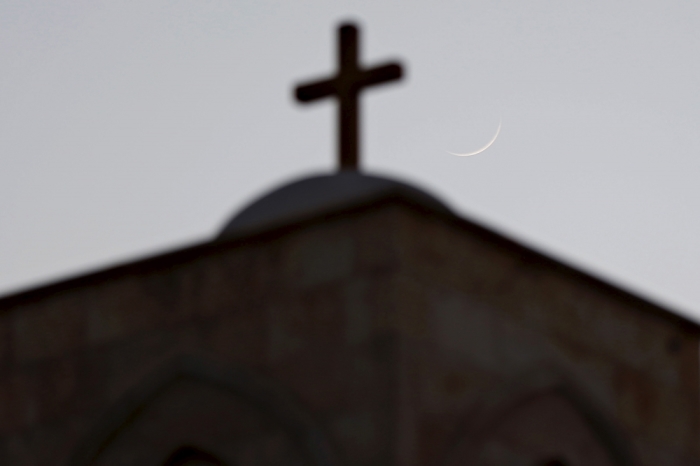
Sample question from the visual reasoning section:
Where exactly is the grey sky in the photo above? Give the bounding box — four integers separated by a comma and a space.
2, 0, 700, 322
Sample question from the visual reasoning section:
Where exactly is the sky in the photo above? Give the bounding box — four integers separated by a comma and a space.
2, 0, 700, 322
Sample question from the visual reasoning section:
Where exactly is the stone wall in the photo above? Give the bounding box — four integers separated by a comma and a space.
0, 201, 696, 466
390, 208, 700, 466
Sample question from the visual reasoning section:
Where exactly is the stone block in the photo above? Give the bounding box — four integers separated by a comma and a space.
12, 294, 84, 363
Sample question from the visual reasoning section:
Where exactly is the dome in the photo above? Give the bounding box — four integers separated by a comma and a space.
218, 171, 452, 239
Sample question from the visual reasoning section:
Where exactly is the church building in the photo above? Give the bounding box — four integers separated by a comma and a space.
0, 24, 698, 466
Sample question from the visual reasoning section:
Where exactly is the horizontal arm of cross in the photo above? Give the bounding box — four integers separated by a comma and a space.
295, 79, 335, 102
357, 63, 402, 89
295, 62, 403, 103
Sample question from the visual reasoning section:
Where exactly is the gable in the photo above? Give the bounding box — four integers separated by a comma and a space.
0, 200, 697, 465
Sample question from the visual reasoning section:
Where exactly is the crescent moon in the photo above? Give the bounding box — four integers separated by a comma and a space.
448, 120, 501, 157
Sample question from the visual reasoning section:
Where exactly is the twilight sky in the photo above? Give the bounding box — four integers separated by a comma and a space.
2, 0, 700, 322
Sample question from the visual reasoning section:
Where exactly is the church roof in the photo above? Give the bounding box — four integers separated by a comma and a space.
0, 169, 697, 334
218, 171, 453, 239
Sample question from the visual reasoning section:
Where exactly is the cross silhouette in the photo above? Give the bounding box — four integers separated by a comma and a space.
295, 23, 403, 171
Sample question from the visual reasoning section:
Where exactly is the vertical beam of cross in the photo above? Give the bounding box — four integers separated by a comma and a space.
295, 23, 404, 171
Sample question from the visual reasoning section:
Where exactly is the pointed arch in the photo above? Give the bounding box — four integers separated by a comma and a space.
442, 368, 638, 466
66, 355, 340, 466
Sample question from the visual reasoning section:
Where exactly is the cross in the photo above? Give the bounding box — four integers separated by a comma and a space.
295, 23, 403, 171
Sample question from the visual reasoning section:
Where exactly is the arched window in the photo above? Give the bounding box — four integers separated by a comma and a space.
444, 386, 624, 466
162, 446, 224, 466
68, 357, 336, 466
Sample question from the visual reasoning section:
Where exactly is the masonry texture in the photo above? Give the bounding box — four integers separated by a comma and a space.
0, 198, 697, 466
